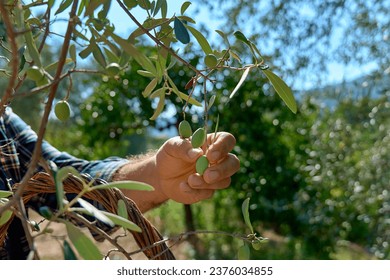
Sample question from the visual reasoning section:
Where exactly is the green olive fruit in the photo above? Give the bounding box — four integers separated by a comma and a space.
105, 62, 121, 76
54, 100, 71, 122
39, 206, 53, 220
204, 54, 218, 68
237, 244, 250, 260
179, 120, 192, 138
191, 127, 206, 148
26, 66, 45, 82
196, 155, 209, 175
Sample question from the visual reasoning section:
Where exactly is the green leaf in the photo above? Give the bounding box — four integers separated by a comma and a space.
55, 0, 73, 15
0, 190, 13, 198
181, 1, 192, 14
137, 70, 156, 78
55, 166, 83, 211
45, 58, 73, 73
142, 78, 158, 98
103, 212, 142, 232
137, 0, 151, 10
160, 0, 167, 18
150, 93, 166, 120
237, 243, 250, 260
79, 45, 94, 59
24, 24, 42, 67
177, 91, 202, 107
153, 0, 164, 16
229, 49, 241, 63
207, 95, 216, 111
242, 197, 253, 233
65, 221, 102, 260
117, 199, 128, 220
103, 47, 119, 63
124, 0, 138, 9
234, 30, 250, 45
63, 240, 78, 260
77, 198, 115, 227
85, 0, 107, 17
186, 26, 213, 55
262, 69, 297, 114
0, 210, 13, 226
90, 180, 155, 192
167, 76, 201, 106
252, 241, 262, 251
149, 87, 167, 99
69, 44, 76, 62
109, 32, 157, 74
92, 45, 107, 68
174, 17, 190, 44
229, 66, 251, 99
215, 29, 230, 47
17, 45, 26, 72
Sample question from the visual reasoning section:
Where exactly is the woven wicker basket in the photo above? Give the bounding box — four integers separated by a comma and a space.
0, 172, 175, 260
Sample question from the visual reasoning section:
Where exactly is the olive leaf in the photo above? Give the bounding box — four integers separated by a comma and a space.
149, 92, 165, 120
103, 212, 142, 232
174, 17, 190, 44
55, 0, 73, 15
117, 199, 128, 220
90, 180, 155, 192
64, 221, 102, 260
0, 210, 13, 226
63, 240, 78, 260
0, 190, 13, 199
215, 29, 230, 47
55, 166, 83, 211
181, 1, 192, 14
186, 25, 213, 55
76, 198, 115, 227
242, 197, 254, 234
142, 78, 158, 98
207, 95, 216, 112
262, 69, 297, 114
24, 23, 42, 67
229, 66, 251, 99
237, 243, 250, 260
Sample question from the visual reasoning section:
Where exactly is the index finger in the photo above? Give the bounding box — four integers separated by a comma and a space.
205, 132, 236, 163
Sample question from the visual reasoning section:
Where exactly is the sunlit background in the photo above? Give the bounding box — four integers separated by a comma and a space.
2, 0, 389, 259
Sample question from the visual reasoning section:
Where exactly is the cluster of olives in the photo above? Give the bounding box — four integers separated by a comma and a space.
179, 120, 209, 176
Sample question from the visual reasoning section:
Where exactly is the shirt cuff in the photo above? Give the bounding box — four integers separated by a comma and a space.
80, 157, 130, 182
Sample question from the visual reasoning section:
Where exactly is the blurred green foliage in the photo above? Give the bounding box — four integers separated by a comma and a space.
41, 52, 390, 259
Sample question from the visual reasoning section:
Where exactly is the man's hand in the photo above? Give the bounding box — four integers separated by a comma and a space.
114, 132, 240, 211
155, 132, 240, 204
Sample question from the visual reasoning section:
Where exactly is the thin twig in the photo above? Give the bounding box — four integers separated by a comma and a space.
115, 0, 207, 80
0, 0, 79, 216
0, 2, 20, 115
127, 229, 248, 258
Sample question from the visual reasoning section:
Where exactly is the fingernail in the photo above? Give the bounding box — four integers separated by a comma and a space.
206, 170, 219, 181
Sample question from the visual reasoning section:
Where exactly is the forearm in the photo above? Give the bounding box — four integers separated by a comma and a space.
111, 153, 168, 213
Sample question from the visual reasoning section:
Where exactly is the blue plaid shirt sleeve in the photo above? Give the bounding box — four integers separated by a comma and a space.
2, 107, 129, 184
1, 107, 131, 259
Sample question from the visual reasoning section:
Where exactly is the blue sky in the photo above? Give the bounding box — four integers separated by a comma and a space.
31, 0, 377, 91
106, 1, 377, 91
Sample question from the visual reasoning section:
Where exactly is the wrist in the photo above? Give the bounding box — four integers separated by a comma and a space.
112, 154, 168, 212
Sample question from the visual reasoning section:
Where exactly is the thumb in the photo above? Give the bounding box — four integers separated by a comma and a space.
160, 136, 203, 163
